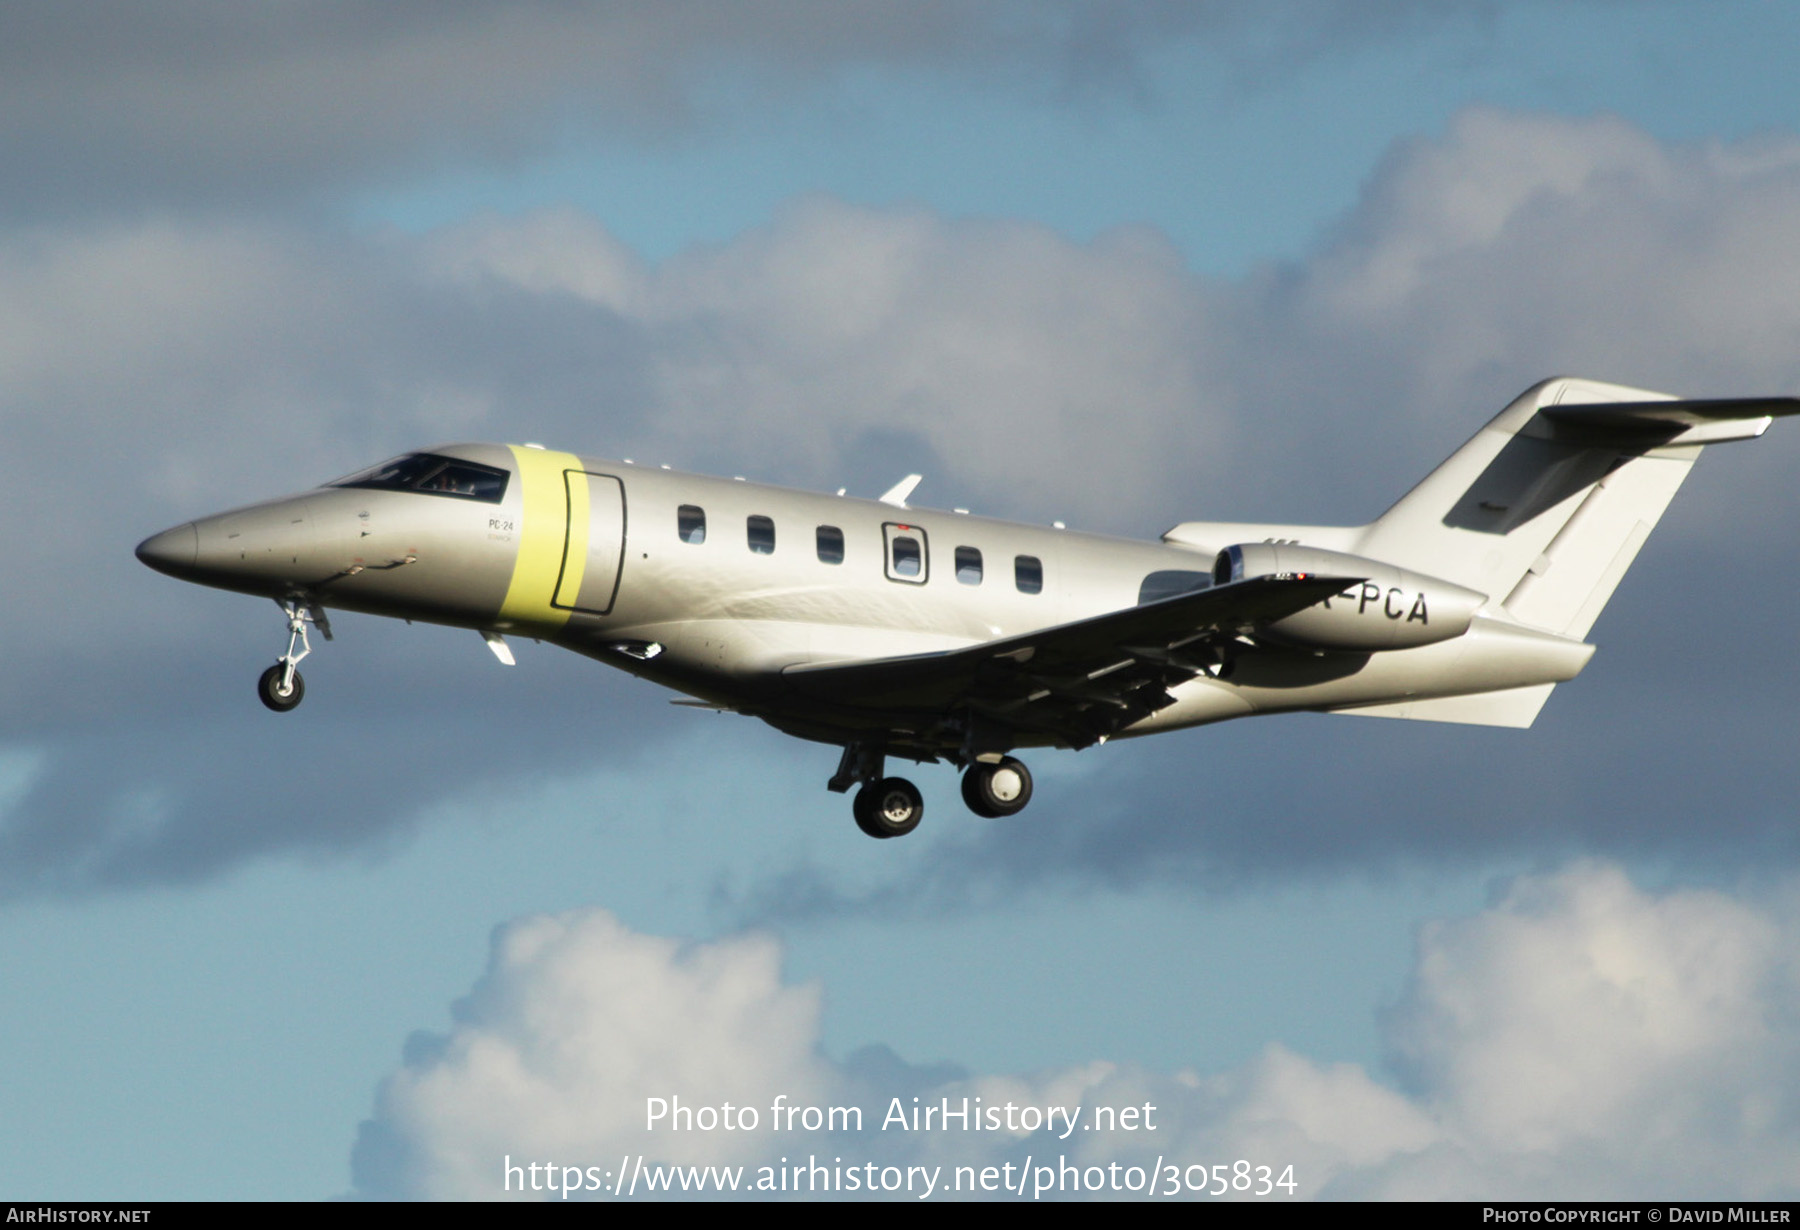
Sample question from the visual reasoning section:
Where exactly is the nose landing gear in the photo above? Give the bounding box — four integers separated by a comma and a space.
258, 662, 305, 711
258, 598, 330, 713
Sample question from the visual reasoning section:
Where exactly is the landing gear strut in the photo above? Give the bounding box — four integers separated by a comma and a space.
258, 598, 329, 713
960, 756, 1034, 818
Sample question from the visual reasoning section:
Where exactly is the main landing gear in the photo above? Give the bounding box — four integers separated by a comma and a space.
831, 745, 922, 839
853, 778, 924, 839
258, 598, 329, 713
830, 744, 1035, 839
960, 756, 1033, 818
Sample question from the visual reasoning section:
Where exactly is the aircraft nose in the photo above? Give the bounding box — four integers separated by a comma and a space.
135, 522, 198, 576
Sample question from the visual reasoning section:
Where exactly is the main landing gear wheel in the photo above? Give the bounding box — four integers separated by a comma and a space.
258, 663, 305, 712
961, 757, 1033, 818
853, 777, 924, 839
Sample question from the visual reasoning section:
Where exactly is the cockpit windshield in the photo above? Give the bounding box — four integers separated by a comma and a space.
329, 453, 509, 504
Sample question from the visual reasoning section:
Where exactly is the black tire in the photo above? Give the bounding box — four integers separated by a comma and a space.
853, 777, 924, 838
960, 757, 1033, 817
258, 663, 305, 712
960, 766, 997, 817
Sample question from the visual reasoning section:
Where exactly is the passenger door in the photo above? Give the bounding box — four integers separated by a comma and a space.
883, 522, 928, 584
554, 471, 626, 615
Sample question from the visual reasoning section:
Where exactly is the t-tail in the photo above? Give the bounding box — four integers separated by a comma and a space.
1165, 377, 1800, 727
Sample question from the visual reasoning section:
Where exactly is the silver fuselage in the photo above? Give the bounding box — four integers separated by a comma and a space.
136, 442, 1590, 754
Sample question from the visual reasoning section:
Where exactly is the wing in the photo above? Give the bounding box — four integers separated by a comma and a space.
779, 574, 1358, 749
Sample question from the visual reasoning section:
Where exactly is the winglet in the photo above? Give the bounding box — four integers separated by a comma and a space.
879, 475, 923, 508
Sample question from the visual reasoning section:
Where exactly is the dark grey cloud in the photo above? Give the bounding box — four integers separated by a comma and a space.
710, 109, 1800, 917
0, 620, 699, 899
0, 0, 1501, 219
724, 521, 1800, 924
10, 107, 1800, 900
0, 202, 1225, 897
1, 220, 661, 714
0, 221, 668, 899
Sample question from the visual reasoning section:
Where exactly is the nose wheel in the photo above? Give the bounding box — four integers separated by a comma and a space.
258, 663, 305, 712
961, 757, 1033, 817
257, 598, 329, 713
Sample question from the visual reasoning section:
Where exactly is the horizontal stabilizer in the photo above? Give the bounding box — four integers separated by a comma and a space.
1334, 684, 1558, 729
1536, 397, 1800, 446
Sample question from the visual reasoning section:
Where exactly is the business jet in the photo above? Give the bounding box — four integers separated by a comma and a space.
136, 377, 1795, 839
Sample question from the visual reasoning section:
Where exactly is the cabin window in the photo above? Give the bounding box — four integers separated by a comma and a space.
883, 522, 929, 584
1138, 570, 1211, 605
1015, 554, 1043, 595
747, 515, 776, 555
677, 505, 706, 544
955, 546, 983, 585
817, 525, 845, 565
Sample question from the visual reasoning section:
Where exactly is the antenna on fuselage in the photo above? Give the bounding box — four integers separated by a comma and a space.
879, 474, 923, 508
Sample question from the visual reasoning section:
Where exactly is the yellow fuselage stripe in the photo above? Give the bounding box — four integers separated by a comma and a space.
554, 467, 591, 609
499, 446, 584, 629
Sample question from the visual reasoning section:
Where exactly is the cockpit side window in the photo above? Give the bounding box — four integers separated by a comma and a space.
331, 453, 509, 504
678, 505, 707, 544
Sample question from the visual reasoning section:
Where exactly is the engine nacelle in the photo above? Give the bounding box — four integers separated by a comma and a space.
1213, 543, 1487, 652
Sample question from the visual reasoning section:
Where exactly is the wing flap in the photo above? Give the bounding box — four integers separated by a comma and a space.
779, 575, 1357, 736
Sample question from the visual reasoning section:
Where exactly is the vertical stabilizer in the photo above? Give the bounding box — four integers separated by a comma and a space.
1354, 377, 1794, 638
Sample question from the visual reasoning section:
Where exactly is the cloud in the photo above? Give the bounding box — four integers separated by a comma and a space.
352, 909, 837, 1199
1388, 866, 1786, 1151
0, 200, 1216, 894
351, 862, 1800, 1199
432, 199, 1218, 522
430, 107, 1800, 533
1365, 863, 1800, 1198
13, 107, 1800, 896
0, 217, 677, 897
0, 1, 1490, 219
705, 107, 1800, 909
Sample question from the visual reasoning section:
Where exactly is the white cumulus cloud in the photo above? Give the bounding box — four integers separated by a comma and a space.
352, 862, 1800, 1200
352, 910, 836, 1199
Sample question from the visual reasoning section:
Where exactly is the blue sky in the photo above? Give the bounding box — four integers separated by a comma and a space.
5, 0, 1800, 1201
355, 3, 1800, 272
